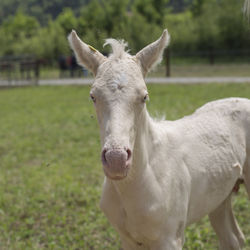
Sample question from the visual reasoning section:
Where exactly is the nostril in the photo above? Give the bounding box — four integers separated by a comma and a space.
102, 148, 132, 168
101, 149, 107, 166
126, 148, 132, 162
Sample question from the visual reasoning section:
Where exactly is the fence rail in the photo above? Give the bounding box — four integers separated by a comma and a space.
165, 49, 250, 76
0, 56, 40, 85
1, 49, 250, 86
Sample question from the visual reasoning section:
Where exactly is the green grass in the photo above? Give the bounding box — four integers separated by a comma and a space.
0, 84, 249, 249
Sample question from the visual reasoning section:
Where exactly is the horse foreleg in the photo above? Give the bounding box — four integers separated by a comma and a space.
209, 194, 245, 250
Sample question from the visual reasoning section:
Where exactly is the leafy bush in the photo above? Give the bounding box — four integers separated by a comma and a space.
0, 0, 249, 61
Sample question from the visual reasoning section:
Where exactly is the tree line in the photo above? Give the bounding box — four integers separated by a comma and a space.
0, 0, 249, 63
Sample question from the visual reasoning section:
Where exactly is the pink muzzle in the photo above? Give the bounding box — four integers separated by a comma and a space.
101, 148, 132, 180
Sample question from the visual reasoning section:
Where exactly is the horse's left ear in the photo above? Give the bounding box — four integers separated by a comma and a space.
136, 29, 170, 77
68, 30, 106, 76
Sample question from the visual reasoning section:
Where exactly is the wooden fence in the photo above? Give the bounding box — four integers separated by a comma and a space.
1, 49, 250, 85
0, 56, 40, 86
165, 49, 250, 77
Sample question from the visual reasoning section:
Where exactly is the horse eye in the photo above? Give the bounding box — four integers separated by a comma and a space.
143, 94, 149, 102
90, 94, 96, 103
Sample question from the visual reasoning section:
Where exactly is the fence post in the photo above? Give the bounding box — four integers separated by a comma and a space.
166, 48, 170, 77
34, 60, 40, 85
209, 48, 215, 65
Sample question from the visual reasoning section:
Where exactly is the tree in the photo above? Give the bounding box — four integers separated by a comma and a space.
125, 12, 162, 53
0, 11, 40, 55
0, 0, 91, 25
133, 0, 169, 25
193, 0, 220, 51
164, 11, 198, 52
77, 0, 129, 51
26, 20, 70, 61
190, 0, 205, 16
1, 10, 39, 39
56, 8, 78, 35
217, 0, 250, 50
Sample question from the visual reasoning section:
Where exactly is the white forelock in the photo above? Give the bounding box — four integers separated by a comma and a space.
104, 38, 129, 59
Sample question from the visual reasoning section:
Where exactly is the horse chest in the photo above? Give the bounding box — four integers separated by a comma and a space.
103, 183, 166, 243
123, 204, 164, 242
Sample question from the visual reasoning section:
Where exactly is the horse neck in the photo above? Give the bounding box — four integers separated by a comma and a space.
133, 108, 156, 168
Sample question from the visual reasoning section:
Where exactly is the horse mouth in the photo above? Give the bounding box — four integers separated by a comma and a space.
103, 167, 129, 180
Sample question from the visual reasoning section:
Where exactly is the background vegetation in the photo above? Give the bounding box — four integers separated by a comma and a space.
0, 0, 249, 63
0, 84, 249, 249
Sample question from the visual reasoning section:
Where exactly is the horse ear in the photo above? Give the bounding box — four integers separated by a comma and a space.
136, 29, 170, 77
68, 30, 106, 76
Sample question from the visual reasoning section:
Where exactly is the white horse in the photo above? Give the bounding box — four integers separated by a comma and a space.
68, 30, 250, 249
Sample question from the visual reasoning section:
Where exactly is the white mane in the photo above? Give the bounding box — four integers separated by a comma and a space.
104, 39, 129, 59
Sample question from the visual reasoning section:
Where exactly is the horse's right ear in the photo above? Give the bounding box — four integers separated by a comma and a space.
68, 30, 106, 76
136, 29, 170, 77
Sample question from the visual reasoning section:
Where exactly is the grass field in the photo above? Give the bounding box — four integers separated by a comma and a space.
0, 83, 250, 250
